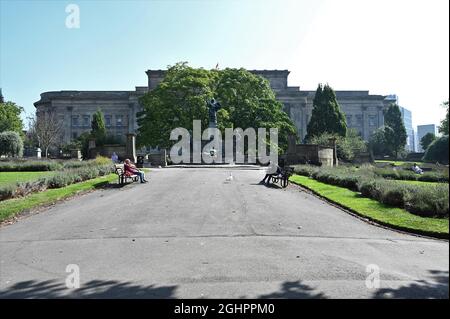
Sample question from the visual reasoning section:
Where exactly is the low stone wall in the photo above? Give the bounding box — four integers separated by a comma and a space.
148, 150, 167, 167
285, 144, 334, 167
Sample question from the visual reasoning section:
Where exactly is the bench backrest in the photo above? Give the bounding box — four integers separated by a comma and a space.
114, 164, 124, 175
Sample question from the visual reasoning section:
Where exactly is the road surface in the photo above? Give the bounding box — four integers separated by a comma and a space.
0, 167, 448, 298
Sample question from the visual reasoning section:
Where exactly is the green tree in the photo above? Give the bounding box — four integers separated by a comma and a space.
309, 129, 367, 162
439, 100, 449, 135
0, 101, 24, 135
0, 131, 23, 157
305, 84, 347, 141
91, 109, 107, 145
423, 135, 449, 163
215, 68, 296, 152
420, 132, 436, 151
369, 126, 389, 156
137, 63, 296, 152
383, 104, 407, 158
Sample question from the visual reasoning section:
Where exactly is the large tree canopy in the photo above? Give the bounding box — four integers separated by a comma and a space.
305, 84, 347, 141
0, 101, 24, 135
137, 63, 296, 152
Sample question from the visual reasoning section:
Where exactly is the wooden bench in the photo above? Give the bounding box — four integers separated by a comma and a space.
114, 164, 138, 185
269, 167, 294, 188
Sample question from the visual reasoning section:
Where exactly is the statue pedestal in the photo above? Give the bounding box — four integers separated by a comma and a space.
125, 133, 137, 163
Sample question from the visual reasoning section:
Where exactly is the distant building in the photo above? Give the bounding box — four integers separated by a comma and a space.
400, 107, 415, 152
34, 69, 393, 146
417, 124, 438, 152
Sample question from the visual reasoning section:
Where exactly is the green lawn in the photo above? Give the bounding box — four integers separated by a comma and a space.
0, 174, 116, 223
290, 175, 449, 238
375, 160, 425, 167
0, 171, 54, 186
395, 180, 448, 186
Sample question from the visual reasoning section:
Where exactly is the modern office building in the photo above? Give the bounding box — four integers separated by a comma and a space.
400, 107, 415, 152
417, 124, 438, 152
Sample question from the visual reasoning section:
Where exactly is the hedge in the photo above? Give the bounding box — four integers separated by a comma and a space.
0, 160, 114, 201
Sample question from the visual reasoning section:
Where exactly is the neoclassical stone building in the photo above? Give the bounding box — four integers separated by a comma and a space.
34, 69, 392, 145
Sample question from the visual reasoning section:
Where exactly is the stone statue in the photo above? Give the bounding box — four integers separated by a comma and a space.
207, 98, 222, 128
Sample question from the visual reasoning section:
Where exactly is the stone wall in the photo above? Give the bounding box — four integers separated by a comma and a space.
148, 150, 167, 167
285, 143, 334, 167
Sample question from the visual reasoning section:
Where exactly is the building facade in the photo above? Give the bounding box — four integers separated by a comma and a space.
417, 124, 438, 152
34, 69, 393, 146
400, 106, 415, 152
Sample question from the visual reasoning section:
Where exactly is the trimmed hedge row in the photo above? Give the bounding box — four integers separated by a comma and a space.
292, 165, 449, 218
359, 179, 449, 218
0, 163, 114, 201
0, 161, 62, 172
373, 168, 449, 183
0, 156, 113, 172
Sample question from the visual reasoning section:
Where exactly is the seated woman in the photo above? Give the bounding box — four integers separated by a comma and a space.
124, 159, 148, 183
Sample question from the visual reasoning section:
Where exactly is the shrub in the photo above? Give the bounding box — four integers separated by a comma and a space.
93, 156, 112, 166
0, 183, 16, 201
418, 171, 449, 183
292, 165, 319, 177
0, 131, 23, 157
0, 162, 114, 200
0, 160, 62, 172
358, 180, 383, 201
380, 185, 408, 207
404, 184, 449, 218
308, 129, 367, 162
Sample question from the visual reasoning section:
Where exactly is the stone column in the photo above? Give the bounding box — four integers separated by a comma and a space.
128, 102, 135, 134
126, 133, 137, 163
328, 137, 338, 167
362, 105, 369, 140
377, 106, 384, 127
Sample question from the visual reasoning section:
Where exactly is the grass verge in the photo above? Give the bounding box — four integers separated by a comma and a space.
289, 175, 449, 239
0, 174, 116, 223
0, 171, 54, 186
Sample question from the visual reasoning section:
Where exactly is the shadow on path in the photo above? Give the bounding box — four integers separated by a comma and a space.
257, 281, 327, 299
0, 279, 178, 299
374, 270, 449, 299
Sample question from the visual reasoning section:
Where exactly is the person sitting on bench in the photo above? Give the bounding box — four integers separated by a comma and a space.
124, 159, 148, 183
260, 161, 282, 185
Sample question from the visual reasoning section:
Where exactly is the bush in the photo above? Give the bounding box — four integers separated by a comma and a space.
292, 165, 319, 177
404, 184, 449, 218
0, 183, 16, 201
309, 129, 367, 162
0, 160, 62, 172
357, 179, 448, 217
0, 161, 114, 200
0, 131, 23, 157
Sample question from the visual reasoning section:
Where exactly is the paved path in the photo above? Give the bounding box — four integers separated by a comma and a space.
0, 168, 448, 298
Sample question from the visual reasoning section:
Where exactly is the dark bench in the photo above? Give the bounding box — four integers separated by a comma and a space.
269, 167, 294, 188
114, 164, 138, 185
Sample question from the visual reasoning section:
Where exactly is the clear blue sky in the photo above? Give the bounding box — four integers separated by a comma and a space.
1, 0, 448, 128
